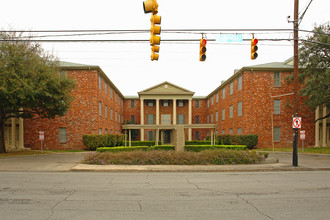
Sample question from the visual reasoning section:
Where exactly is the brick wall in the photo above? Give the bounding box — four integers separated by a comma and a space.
24, 68, 124, 150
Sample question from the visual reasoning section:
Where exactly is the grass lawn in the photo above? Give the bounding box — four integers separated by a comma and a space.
256, 147, 330, 154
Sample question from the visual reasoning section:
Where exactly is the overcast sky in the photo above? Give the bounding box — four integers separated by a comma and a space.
1, 0, 329, 96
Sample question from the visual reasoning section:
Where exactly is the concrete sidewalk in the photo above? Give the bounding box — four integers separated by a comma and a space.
1, 151, 330, 172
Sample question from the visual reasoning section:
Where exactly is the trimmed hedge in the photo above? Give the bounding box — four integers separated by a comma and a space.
97, 146, 149, 153
82, 134, 124, 151
216, 134, 258, 149
185, 140, 218, 145
128, 141, 161, 147
185, 145, 247, 152
96, 145, 246, 153
150, 145, 175, 151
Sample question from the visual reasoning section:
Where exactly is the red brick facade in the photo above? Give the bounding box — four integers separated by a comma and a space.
24, 60, 315, 150
24, 64, 124, 150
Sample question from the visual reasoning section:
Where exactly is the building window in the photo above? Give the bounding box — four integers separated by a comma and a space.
177, 114, 185, 124
99, 102, 102, 116
237, 128, 242, 134
99, 128, 102, 134
105, 82, 107, 94
211, 96, 214, 105
59, 127, 67, 143
274, 72, 281, 87
211, 114, 213, 123
222, 129, 225, 134
147, 100, 154, 107
238, 75, 242, 90
216, 92, 219, 103
130, 115, 135, 123
98, 75, 102, 90
222, 109, 225, 120
147, 114, 155, 124
222, 87, 225, 99
105, 105, 108, 118
147, 131, 155, 141
115, 112, 117, 121
131, 100, 135, 108
238, 102, 242, 116
195, 100, 200, 108
178, 100, 184, 107
105, 129, 108, 134
111, 108, 113, 120
230, 81, 233, 95
162, 100, 169, 107
229, 128, 233, 134
230, 105, 233, 118
207, 99, 209, 108
195, 115, 200, 124
215, 111, 218, 122
274, 100, 281, 114
274, 127, 280, 141
110, 88, 113, 99
195, 131, 200, 140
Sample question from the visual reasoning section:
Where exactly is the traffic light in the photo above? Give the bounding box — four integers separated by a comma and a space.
251, 38, 258, 60
199, 39, 207, 61
143, 0, 161, 61
143, 0, 158, 14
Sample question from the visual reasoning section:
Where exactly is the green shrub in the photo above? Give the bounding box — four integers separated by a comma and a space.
82, 149, 268, 165
82, 134, 125, 151
185, 145, 247, 152
150, 145, 175, 151
128, 141, 161, 147
82, 134, 107, 151
97, 146, 149, 153
216, 134, 258, 149
185, 140, 218, 145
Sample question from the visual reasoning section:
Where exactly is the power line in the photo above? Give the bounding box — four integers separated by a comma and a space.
0, 38, 293, 43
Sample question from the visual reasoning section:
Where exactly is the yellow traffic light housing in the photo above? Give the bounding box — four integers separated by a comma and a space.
199, 39, 207, 61
251, 38, 258, 60
143, 0, 161, 61
143, 0, 158, 14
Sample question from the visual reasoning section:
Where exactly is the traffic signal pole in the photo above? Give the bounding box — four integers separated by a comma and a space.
292, 0, 299, 166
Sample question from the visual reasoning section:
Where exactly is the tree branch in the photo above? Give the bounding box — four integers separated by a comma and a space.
315, 113, 330, 123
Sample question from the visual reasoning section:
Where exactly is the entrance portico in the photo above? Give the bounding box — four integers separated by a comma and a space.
138, 82, 195, 142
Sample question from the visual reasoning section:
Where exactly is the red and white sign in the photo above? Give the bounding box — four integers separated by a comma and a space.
300, 130, 305, 140
39, 131, 44, 141
292, 117, 302, 129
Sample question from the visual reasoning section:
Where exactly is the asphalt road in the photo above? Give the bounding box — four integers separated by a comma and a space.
0, 171, 329, 220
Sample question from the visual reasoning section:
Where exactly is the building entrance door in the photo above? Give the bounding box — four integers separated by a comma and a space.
164, 130, 171, 144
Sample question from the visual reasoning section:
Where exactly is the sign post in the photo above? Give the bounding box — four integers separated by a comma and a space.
292, 117, 301, 166
39, 131, 44, 152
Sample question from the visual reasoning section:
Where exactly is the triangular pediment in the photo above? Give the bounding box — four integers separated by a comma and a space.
138, 81, 194, 96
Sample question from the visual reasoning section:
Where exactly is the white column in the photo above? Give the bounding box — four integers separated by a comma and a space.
188, 98, 192, 141
140, 98, 144, 141
173, 98, 177, 125
156, 98, 160, 125
18, 117, 24, 150
315, 106, 320, 147
322, 106, 327, 147
11, 118, 16, 149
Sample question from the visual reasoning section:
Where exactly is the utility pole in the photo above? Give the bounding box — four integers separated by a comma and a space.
293, 0, 299, 166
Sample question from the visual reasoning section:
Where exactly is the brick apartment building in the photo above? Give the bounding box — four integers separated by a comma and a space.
20, 58, 328, 150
